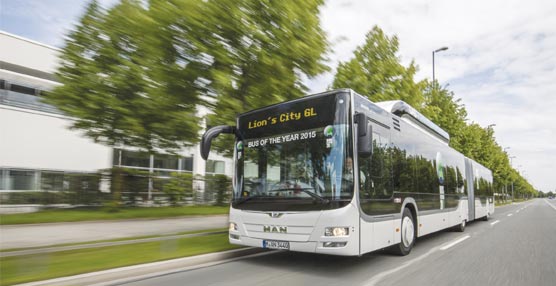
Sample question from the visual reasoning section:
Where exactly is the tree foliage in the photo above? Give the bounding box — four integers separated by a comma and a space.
332, 26, 424, 107
203, 0, 329, 154
48, 0, 329, 154
48, 0, 203, 152
333, 26, 537, 198
164, 172, 194, 206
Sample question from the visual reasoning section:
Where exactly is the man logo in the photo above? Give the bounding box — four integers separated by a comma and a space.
268, 212, 283, 218
263, 225, 287, 233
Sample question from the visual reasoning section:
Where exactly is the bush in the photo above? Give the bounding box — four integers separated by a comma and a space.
205, 174, 231, 206
163, 172, 194, 206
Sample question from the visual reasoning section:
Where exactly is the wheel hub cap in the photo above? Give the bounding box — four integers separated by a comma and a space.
402, 217, 414, 247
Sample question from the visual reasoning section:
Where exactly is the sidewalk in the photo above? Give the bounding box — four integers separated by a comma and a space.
0, 215, 228, 249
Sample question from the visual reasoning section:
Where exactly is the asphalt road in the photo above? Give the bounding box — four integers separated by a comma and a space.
122, 199, 556, 286
0, 215, 228, 249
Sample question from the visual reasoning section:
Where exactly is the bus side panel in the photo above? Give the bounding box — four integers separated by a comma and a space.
489, 198, 495, 216
458, 199, 469, 225
360, 216, 396, 254
475, 199, 487, 219
418, 208, 464, 236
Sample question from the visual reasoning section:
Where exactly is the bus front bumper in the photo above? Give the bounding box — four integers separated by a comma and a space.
229, 234, 359, 256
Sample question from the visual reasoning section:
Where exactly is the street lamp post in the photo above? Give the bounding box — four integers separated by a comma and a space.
432, 46, 449, 88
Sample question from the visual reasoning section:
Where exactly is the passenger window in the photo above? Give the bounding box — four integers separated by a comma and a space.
359, 129, 392, 200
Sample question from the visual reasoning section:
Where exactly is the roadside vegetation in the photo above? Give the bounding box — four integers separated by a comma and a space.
0, 228, 227, 252
0, 232, 241, 286
0, 205, 228, 225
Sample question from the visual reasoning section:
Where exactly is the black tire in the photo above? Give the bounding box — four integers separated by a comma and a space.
481, 213, 490, 221
391, 208, 416, 256
453, 220, 466, 232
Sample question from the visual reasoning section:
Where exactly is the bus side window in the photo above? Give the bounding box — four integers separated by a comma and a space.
359, 130, 392, 199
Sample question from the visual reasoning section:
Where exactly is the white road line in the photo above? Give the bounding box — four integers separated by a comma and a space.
516, 210, 520, 213
365, 235, 473, 285
490, 220, 500, 226
440, 235, 471, 251
364, 246, 440, 286
507, 213, 513, 217
544, 199, 556, 212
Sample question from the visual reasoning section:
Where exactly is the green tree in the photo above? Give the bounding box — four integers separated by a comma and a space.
48, 0, 329, 154
420, 83, 467, 150
47, 0, 202, 152
332, 25, 537, 199
163, 172, 194, 206
205, 174, 232, 206
203, 0, 329, 154
332, 26, 424, 107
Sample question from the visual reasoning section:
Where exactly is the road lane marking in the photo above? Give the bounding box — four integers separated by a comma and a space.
365, 234, 474, 285
440, 235, 471, 250
364, 246, 440, 286
544, 199, 556, 212
516, 210, 520, 213
507, 213, 513, 217
490, 220, 500, 226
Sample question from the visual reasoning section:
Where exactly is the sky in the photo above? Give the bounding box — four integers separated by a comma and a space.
1, 0, 554, 192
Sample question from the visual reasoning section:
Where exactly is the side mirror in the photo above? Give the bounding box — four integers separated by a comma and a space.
200, 125, 240, 160
355, 113, 373, 157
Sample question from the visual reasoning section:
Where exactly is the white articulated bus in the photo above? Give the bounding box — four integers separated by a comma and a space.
201, 89, 494, 256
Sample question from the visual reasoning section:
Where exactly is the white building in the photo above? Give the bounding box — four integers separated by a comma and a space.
0, 31, 231, 202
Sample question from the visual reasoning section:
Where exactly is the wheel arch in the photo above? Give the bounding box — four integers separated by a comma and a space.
401, 198, 419, 236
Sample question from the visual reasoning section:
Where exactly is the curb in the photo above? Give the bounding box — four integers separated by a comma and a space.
16, 247, 272, 286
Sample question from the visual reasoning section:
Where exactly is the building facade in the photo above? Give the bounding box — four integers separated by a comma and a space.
0, 31, 231, 204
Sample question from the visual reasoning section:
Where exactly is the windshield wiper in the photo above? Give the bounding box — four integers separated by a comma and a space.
233, 195, 272, 206
270, 188, 330, 204
233, 196, 255, 206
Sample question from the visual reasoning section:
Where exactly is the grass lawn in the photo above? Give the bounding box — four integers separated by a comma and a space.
0, 205, 229, 225
0, 228, 227, 252
0, 232, 242, 286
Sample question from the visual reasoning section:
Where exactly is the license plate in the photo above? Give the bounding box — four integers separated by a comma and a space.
262, 240, 290, 250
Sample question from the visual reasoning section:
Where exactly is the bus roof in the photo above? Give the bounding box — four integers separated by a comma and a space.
375, 100, 451, 144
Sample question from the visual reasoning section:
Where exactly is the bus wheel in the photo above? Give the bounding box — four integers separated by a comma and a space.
393, 208, 415, 256
482, 213, 490, 221
454, 220, 466, 232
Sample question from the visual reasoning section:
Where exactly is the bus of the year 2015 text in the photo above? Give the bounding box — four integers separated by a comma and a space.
200, 89, 494, 256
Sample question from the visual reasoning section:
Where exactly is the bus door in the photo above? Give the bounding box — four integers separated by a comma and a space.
357, 115, 394, 252
465, 158, 475, 221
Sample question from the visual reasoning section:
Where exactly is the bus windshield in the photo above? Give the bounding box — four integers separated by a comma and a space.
233, 92, 353, 211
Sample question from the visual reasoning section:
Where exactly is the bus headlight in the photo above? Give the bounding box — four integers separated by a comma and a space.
229, 222, 238, 232
325, 227, 349, 237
